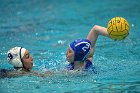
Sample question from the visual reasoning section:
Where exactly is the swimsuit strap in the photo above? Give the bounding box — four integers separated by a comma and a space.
66, 63, 74, 70
84, 59, 93, 69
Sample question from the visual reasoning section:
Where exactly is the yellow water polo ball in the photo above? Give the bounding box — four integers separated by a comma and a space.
107, 17, 130, 40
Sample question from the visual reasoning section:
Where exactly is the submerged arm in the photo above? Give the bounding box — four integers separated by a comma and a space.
30, 70, 53, 77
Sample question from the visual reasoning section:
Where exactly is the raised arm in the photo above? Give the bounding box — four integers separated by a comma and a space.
86, 25, 110, 62
87, 25, 110, 48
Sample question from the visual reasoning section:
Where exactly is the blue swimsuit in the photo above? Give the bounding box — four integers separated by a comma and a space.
67, 59, 93, 70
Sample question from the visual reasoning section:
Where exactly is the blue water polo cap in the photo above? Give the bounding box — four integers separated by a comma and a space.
69, 39, 91, 61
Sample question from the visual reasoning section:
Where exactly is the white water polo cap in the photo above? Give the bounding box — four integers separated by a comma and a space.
7, 47, 26, 67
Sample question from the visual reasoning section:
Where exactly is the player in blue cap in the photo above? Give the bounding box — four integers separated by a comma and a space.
66, 25, 110, 70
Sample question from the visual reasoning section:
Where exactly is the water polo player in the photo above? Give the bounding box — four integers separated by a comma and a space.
66, 39, 92, 70
7, 47, 33, 71
0, 47, 51, 78
66, 25, 110, 70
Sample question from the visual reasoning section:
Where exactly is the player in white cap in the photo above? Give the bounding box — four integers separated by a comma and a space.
7, 47, 33, 71
0, 47, 52, 78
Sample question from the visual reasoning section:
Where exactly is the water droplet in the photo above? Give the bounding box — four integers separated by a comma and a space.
132, 24, 134, 27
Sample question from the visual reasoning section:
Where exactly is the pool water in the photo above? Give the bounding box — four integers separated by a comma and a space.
0, 0, 140, 93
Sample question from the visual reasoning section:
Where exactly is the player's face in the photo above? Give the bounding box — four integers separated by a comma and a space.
66, 47, 74, 63
22, 50, 33, 70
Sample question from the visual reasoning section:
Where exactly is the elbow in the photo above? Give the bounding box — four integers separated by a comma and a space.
92, 25, 99, 34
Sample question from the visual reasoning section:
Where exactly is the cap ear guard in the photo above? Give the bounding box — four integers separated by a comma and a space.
7, 47, 25, 68
74, 51, 85, 61
10, 58, 23, 67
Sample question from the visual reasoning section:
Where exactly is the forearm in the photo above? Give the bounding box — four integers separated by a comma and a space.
31, 70, 53, 77
87, 25, 110, 47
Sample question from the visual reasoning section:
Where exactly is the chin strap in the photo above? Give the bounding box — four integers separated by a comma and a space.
19, 47, 26, 70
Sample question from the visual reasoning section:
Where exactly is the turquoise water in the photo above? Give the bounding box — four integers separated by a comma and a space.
0, 0, 140, 93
